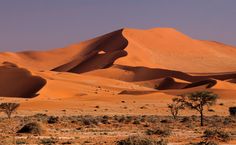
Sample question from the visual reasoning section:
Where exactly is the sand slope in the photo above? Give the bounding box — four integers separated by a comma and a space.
0, 62, 46, 98
0, 27, 236, 113
1, 28, 236, 73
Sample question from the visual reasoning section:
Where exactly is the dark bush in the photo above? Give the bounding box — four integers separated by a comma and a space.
116, 136, 167, 145
81, 116, 98, 126
188, 140, 218, 145
146, 128, 171, 137
229, 107, 236, 116
202, 129, 231, 142
47, 116, 59, 124
17, 122, 44, 135
40, 138, 56, 145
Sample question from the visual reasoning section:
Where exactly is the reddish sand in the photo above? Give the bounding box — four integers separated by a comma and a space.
0, 27, 235, 116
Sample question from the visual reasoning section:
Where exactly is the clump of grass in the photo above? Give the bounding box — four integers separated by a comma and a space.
40, 138, 57, 145
181, 116, 191, 123
116, 136, 167, 145
202, 129, 231, 142
146, 128, 171, 137
81, 116, 98, 126
133, 119, 141, 125
187, 140, 218, 145
47, 116, 59, 124
101, 115, 110, 124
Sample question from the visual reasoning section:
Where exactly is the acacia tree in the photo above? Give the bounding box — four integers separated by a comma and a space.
178, 91, 218, 126
168, 98, 185, 119
0, 102, 20, 119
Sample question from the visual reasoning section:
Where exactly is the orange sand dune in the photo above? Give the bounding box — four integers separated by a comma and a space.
0, 27, 236, 73
0, 62, 46, 98
0, 27, 236, 113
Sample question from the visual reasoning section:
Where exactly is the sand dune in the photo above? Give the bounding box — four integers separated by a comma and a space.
0, 27, 236, 111
1, 27, 236, 73
0, 62, 46, 98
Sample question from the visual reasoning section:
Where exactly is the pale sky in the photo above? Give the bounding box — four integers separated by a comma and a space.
0, 0, 235, 51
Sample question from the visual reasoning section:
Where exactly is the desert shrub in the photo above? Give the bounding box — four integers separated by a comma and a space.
47, 116, 59, 124
168, 97, 185, 119
16, 140, 27, 144
191, 115, 198, 121
140, 115, 146, 122
40, 138, 57, 145
181, 117, 191, 123
81, 116, 98, 126
0, 102, 20, 118
115, 115, 126, 123
223, 117, 235, 125
146, 128, 171, 137
17, 122, 44, 135
61, 141, 73, 144
125, 116, 133, 123
229, 107, 236, 116
187, 140, 218, 145
202, 129, 231, 142
160, 119, 171, 123
33, 113, 48, 122
116, 136, 167, 145
208, 109, 215, 112
146, 116, 158, 123
101, 115, 110, 124
133, 119, 141, 125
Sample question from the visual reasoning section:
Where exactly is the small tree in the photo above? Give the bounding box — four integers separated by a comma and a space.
0, 102, 20, 119
178, 91, 218, 126
168, 98, 185, 119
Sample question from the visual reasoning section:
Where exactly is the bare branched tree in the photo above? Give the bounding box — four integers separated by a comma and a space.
0, 102, 20, 119
168, 98, 185, 119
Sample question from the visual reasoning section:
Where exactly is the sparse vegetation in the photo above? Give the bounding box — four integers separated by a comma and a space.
116, 136, 167, 145
0, 102, 20, 119
146, 128, 171, 137
47, 116, 59, 124
40, 138, 57, 145
188, 140, 218, 145
17, 122, 44, 135
202, 129, 231, 142
178, 91, 218, 126
0, 114, 235, 144
168, 97, 185, 119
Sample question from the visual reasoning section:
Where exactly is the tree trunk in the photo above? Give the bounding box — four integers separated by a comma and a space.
200, 111, 203, 126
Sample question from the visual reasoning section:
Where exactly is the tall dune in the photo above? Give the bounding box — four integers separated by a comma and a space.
1, 27, 236, 73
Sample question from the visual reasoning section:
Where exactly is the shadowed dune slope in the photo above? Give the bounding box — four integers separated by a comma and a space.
85, 65, 236, 82
0, 62, 46, 98
0, 29, 128, 72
